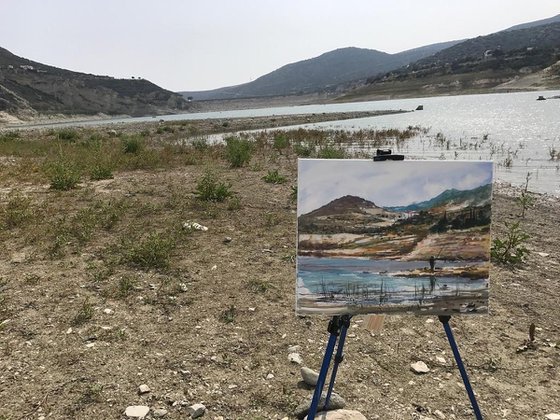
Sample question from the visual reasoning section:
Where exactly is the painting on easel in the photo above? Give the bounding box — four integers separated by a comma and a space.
296, 159, 493, 316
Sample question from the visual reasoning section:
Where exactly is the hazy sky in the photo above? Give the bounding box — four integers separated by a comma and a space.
1, 1, 558, 92
298, 160, 493, 215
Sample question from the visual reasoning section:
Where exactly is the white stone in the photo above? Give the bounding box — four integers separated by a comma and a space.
138, 384, 150, 394
410, 361, 430, 374
436, 356, 447, 364
545, 414, 560, 420
304, 409, 367, 420
153, 408, 168, 418
266, 373, 274, 380
125, 405, 150, 418
188, 403, 206, 418
301, 366, 320, 386
103, 308, 114, 315
288, 352, 303, 364
434, 409, 446, 419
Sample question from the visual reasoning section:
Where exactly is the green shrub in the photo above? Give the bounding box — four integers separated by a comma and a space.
121, 135, 143, 154
194, 171, 233, 202
117, 276, 136, 298
55, 128, 80, 142
89, 161, 114, 181
263, 169, 287, 184
123, 233, 175, 269
491, 221, 529, 265
225, 136, 253, 167
0, 131, 20, 142
273, 134, 290, 150
317, 146, 346, 159
71, 299, 94, 326
219, 305, 236, 323
47, 160, 81, 190
1, 193, 33, 229
294, 143, 314, 157
192, 138, 208, 151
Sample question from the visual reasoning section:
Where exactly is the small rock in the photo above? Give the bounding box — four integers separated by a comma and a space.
10, 252, 26, 263
537, 252, 550, 257
410, 361, 430, 374
138, 384, 150, 394
304, 409, 367, 420
266, 373, 274, 380
434, 410, 446, 419
153, 408, 168, 418
103, 308, 114, 315
546, 414, 560, 420
289, 352, 303, 365
125, 405, 150, 418
188, 403, 206, 418
66, 327, 73, 334
223, 237, 232, 243
436, 356, 446, 364
294, 392, 346, 419
301, 367, 320, 386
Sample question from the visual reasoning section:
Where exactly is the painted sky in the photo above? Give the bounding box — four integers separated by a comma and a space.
298, 159, 493, 215
1, 1, 559, 92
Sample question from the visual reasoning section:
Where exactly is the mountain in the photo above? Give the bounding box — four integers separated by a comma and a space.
0, 47, 190, 118
180, 42, 461, 101
504, 14, 560, 32
343, 21, 560, 99
386, 184, 492, 213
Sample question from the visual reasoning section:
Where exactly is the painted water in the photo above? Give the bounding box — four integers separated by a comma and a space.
297, 256, 488, 315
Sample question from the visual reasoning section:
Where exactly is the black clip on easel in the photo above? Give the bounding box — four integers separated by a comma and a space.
307, 315, 352, 419
373, 148, 404, 161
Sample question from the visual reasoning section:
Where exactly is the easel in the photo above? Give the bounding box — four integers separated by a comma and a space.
307, 150, 484, 420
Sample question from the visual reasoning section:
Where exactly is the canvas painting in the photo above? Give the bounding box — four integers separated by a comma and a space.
296, 159, 493, 316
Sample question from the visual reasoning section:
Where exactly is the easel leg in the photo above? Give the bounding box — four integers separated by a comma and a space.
439, 315, 483, 420
308, 316, 343, 420
324, 315, 351, 408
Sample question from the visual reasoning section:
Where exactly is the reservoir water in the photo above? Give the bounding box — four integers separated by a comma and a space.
8, 90, 560, 195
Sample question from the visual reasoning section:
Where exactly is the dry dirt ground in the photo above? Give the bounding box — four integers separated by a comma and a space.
0, 122, 559, 420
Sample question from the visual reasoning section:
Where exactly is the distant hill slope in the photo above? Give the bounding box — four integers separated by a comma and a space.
0, 47, 190, 118
504, 13, 560, 32
342, 21, 560, 100
180, 42, 461, 101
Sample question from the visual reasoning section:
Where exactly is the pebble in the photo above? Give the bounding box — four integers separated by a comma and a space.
289, 352, 303, 365
153, 408, 168, 418
436, 356, 447, 364
546, 414, 560, 420
223, 237, 232, 243
125, 405, 150, 418
301, 366, 320, 386
188, 403, 206, 418
304, 409, 367, 420
138, 384, 150, 394
103, 308, 114, 315
434, 410, 446, 419
266, 373, 275, 380
294, 392, 346, 419
410, 361, 430, 374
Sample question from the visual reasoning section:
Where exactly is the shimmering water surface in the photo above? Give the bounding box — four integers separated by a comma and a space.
9, 90, 560, 194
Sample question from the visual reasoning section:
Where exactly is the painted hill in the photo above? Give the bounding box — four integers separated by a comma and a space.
180, 42, 461, 100
0, 47, 190, 119
386, 184, 492, 212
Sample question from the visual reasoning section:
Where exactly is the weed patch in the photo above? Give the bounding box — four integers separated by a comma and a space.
122, 233, 175, 270
225, 136, 253, 167
194, 171, 233, 202
262, 169, 287, 184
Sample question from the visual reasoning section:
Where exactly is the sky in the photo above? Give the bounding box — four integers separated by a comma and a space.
1, 1, 559, 92
297, 160, 493, 215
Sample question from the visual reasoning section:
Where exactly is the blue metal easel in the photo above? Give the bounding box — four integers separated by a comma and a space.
307, 315, 352, 419
307, 150, 484, 419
